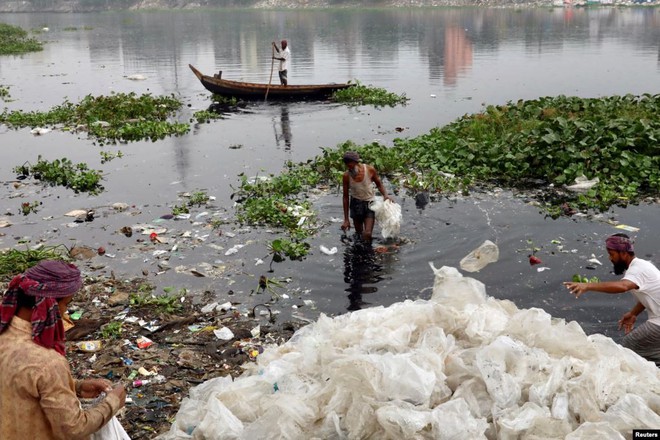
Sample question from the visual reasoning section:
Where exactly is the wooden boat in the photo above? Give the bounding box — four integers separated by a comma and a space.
189, 64, 353, 100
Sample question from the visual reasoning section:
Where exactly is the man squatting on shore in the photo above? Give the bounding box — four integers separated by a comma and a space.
0, 260, 126, 439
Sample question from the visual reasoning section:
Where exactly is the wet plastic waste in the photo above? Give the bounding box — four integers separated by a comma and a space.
213, 327, 234, 341
459, 240, 499, 272
566, 175, 599, 192
160, 264, 660, 440
369, 197, 402, 239
320, 245, 337, 256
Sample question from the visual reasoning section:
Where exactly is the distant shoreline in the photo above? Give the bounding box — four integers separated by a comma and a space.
0, 0, 658, 13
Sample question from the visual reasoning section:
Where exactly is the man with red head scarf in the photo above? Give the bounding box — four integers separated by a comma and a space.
272, 39, 290, 86
563, 233, 660, 366
0, 260, 126, 439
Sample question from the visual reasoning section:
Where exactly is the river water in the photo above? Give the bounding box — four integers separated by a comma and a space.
0, 8, 659, 340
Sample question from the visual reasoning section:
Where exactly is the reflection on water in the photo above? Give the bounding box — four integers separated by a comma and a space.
1, 8, 658, 102
341, 236, 402, 312
273, 104, 292, 151
443, 26, 473, 86
343, 238, 384, 311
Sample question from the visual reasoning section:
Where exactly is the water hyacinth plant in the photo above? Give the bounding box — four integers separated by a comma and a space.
234, 93, 660, 256
0, 85, 11, 102
331, 81, 409, 107
99, 150, 123, 164
170, 190, 211, 215
0, 92, 189, 144
0, 23, 43, 55
0, 246, 69, 281
14, 156, 104, 194
192, 110, 224, 123
390, 93, 660, 213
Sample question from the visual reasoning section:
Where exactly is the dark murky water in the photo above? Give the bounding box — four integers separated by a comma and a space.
0, 9, 659, 341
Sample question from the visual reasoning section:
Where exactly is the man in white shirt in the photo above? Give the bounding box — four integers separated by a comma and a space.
273, 40, 290, 86
564, 233, 660, 366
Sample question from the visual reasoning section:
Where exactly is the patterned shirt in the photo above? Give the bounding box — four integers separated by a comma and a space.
0, 317, 122, 440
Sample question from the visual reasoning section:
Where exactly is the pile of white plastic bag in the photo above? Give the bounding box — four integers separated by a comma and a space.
159, 264, 660, 439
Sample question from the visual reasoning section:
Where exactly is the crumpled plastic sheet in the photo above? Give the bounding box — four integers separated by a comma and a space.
158, 264, 660, 440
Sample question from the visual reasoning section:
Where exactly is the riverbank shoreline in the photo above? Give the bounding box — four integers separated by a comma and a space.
1, 0, 658, 13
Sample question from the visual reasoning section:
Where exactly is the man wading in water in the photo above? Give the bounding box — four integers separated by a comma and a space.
341, 151, 392, 243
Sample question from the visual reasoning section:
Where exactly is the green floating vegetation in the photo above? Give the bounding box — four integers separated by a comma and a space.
0, 23, 43, 55
232, 170, 320, 259
269, 238, 310, 262
0, 85, 11, 102
192, 109, 224, 124
234, 93, 660, 257
171, 190, 211, 215
99, 150, 123, 164
211, 94, 239, 106
0, 92, 190, 144
14, 155, 104, 194
0, 246, 69, 281
233, 171, 319, 234
20, 200, 41, 216
331, 81, 409, 107
392, 93, 660, 214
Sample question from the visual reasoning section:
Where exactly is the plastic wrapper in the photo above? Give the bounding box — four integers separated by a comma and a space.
459, 240, 499, 272
566, 174, 599, 192
159, 265, 660, 440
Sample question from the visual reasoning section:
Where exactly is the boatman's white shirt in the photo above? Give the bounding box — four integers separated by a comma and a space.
623, 257, 660, 326
279, 47, 290, 72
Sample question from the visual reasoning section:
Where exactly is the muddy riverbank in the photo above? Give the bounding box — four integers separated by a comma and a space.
67, 274, 304, 438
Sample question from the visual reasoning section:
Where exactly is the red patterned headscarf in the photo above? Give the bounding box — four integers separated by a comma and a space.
605, 234, 634, 253
0, 260, 82, 356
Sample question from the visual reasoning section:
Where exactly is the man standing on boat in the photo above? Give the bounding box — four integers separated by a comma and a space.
341, 151, 392, 243
563, 233, 660, 366
272, 40, 290, 86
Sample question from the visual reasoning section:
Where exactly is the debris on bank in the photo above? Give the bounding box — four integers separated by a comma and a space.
66, 276, 304, 439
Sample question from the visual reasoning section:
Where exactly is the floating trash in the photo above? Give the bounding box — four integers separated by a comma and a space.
126, 74, 147, 80
225, 244, 245, 256
460, 240, 499, 272
320, 245, 338, 256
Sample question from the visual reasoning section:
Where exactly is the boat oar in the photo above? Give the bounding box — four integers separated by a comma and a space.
265, 43, 275, 101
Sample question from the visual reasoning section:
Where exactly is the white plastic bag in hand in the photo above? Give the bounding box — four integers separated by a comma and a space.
369, 197, 402, 239
90, 416, 131, 440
